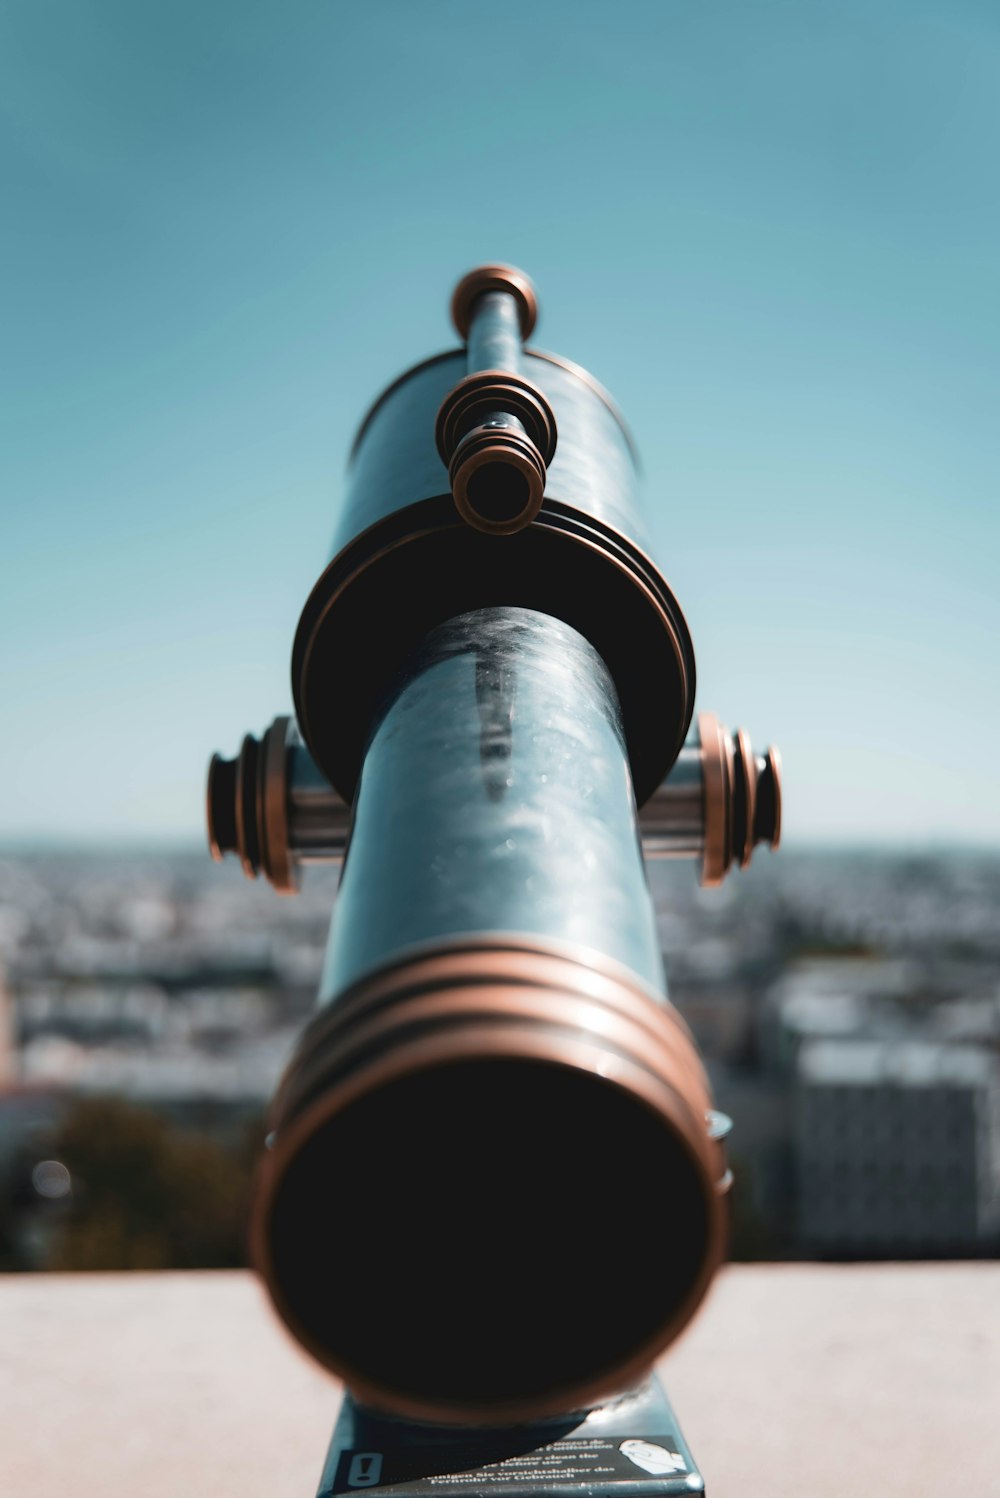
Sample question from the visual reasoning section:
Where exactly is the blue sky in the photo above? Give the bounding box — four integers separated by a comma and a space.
1, 0, 997, 845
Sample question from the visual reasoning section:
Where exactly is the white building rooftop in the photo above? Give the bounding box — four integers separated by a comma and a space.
798, 1037, 997, 1088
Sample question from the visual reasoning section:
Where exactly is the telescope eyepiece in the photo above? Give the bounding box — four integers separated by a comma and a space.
438, 266, 556, 535
449, 417, 548, 535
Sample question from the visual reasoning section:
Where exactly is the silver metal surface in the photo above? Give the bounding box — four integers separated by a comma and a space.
272, 726, 712, 871
331, 347, 643, 557
467, 290, 522, 374
321, 605, 666, 1000
640, 746, 705, 859
209, 708, 782, 890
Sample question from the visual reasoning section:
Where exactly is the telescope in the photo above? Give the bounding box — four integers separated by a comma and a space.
207, 266, 781, 1494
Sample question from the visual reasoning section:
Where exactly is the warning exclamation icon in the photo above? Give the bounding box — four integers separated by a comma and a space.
348, 1453, 383, 1488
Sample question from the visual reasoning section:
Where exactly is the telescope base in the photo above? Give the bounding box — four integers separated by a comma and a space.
315, 1377, 704, 1496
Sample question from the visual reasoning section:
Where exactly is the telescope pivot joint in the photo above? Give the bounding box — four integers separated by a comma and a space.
207, 711, 781, 894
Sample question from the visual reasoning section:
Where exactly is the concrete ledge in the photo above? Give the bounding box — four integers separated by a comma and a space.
1, 1265, 997, 1497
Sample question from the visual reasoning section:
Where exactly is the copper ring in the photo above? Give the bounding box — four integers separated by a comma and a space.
698, 712, 728, 887
435, 370, 558, 466
276, 939, 712, 1129
348, 348, 635, 467
234, 733, 260, 881
260, 716, 297, 895
734, 725, 757, 868
450, 264, 538, 340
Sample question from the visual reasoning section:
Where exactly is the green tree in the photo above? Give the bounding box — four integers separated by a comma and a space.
44, 1097, 258, 1270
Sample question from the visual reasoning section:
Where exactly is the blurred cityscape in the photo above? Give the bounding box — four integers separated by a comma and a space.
0, 847, 998, 1270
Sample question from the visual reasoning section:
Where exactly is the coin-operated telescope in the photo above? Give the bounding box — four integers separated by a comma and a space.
207, 266, 781, 1495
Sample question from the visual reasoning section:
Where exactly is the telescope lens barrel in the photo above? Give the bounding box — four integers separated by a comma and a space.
266, 1059, 711, 1417
252, 607, 728, 1424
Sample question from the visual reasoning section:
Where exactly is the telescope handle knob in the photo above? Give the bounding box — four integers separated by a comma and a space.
699, 714, 783, 886
209, 715, 780, 893
450, 264, 538, 341
206, 718, 299, 894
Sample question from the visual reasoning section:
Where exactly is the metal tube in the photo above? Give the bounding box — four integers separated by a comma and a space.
208, 716, 781, 886
466, 289, 522, 374
323, 605, 664, 995
251, 607, 728, 1426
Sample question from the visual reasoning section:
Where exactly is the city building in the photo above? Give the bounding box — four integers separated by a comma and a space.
795, 1039, 1000, 1253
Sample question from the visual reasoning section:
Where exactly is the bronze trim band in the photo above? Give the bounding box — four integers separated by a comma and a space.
435, 370, 558, 467
699, 712, 728, 888
207, 720, 299, 894
451, 264, 538, 341
260, 715, 296, 895
698, 713, 782, 886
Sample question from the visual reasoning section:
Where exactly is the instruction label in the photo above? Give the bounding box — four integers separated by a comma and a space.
331, 1435, 687, 1493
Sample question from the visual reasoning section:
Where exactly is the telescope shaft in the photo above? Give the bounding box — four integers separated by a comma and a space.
466, 290, 523, 374
324, 606, 664, 1001
253, 607, 726, 1425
